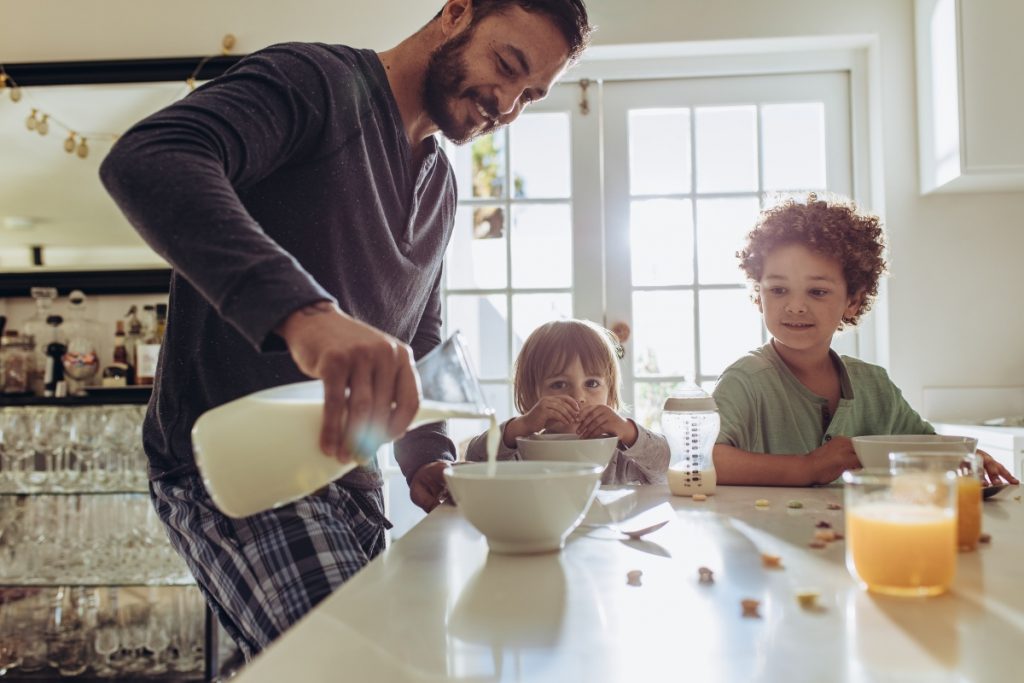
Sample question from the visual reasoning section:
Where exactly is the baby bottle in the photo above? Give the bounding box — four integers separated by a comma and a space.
662, 383, 719, 496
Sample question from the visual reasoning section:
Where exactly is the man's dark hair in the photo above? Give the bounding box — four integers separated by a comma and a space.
435, 0, 593, 63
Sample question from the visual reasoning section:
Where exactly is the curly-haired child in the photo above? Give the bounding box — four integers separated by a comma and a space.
712, 193, 1017, 486
465, 319, 669, 485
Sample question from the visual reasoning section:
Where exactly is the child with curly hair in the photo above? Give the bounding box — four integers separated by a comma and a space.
712, 193, 1017, 486
465, 319, 669, 485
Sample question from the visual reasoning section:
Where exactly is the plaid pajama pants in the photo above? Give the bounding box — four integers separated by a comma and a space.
150, 474, 391, 660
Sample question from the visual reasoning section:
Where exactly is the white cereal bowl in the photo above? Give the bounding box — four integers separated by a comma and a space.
516, 433, 618, 469
443, 461, 603, 554
851, 434, 978, 470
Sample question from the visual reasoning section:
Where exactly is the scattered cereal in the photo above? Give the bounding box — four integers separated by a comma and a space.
692, 493, 707, 502
787, 500, 803, 509
832, 531, 844, 541
979, 533, 992, 544
795, 590, 821, 609
814, 529, 837, 543
741, 598, 761, 618
626, 570, 643, 587
760, 553, 783, 569
815, 520, 832, 529
808, 540, 827, 549
826, 503, 842, 510
698, 566, 715, 583
755, 499, 771, 508
1015, 496, 1021, 502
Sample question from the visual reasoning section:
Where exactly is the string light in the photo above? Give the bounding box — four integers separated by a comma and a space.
1, 34, 237, 161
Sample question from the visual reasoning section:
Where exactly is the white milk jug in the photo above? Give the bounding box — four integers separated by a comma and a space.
192, 333, 494, 518
661, 384, 719, 497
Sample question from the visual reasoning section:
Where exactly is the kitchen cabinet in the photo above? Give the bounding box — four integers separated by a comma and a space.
915, 0, 1024, 193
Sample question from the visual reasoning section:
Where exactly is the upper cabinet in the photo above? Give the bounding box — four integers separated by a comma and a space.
915, 0, 1024, 193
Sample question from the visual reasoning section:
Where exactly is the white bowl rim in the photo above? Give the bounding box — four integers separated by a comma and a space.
445, 461, 603, 480
517, 433, 619, 443
852, 434, 975, 443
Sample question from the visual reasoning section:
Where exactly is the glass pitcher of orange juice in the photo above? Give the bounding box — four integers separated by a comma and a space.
889, 451, 983, 551
842, 469, 958, 597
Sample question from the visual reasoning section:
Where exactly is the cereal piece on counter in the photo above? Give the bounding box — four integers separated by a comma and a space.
787, 500, 804, 509
814, 529, 837, 543
795, 590, 821, 609
693, 493, 707, 502
755, 499, 771, 508
741, 599, 761, 618
1015, 496, 1021, 503
626, 570, 643, 587
832, 531, 844, 541
808, 540, 827, 549
760, 553, 783, 569
979, 533, 992, 544
698, 566, 714, 583
826, 502, 842, 510
815, 520, 832, 529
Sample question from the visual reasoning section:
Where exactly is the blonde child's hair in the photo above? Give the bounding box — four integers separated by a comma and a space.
513, 319, 623, 414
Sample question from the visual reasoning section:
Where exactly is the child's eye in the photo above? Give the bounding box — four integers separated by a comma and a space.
585, 379, 603, 389
768, 287, 787, 296
810, 289, 830, 297
548, 380, 567, 391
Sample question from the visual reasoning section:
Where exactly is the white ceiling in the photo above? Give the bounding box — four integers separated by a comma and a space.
0, 80, 193, 253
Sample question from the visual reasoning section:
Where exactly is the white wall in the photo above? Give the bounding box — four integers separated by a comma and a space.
4, 0, 1023, 409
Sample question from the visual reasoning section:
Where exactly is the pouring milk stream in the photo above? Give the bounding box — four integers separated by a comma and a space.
192, 333, 499, 518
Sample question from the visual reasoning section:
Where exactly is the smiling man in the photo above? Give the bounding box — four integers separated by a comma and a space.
100, 0, 591, 660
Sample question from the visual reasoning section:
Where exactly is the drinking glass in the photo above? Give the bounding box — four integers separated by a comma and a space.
889, 450, 983, 552
842, 469, 958, 597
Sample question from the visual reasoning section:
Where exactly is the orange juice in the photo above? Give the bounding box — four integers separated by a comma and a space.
957, 477, 982, 551
846, 502, 956, 596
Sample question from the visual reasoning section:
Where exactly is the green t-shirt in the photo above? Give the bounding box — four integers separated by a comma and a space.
713, 342, 933, 455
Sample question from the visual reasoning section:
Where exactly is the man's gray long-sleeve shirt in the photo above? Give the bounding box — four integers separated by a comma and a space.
100, 43, 458, 487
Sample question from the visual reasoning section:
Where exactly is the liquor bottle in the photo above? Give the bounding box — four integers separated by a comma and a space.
102, 321, 135, 387
43, 315, 67, 398
123, 306, 144, 382
135, 303, 166, 386
22, 287, 62, 395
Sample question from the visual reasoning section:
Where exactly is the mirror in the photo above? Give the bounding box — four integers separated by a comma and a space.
0, 56, 241, 274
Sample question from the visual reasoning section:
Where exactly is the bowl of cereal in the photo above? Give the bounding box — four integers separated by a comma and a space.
443, 461, 603, 554
851, 434, 978, 470
516, 433, 618, 469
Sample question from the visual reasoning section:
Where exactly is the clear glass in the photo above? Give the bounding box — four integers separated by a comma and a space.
698, 289, 764, 376
445, 204, 507, 290
510, 204, 573, 288
628, 108, 692, 195
632, 290, 695, 379
630, 198, 693, 286
842, 469, 958, 597
510, 112, 570, 198
889, 451, 983, 552
695, 106, 758, 193
761, 102, 827, 191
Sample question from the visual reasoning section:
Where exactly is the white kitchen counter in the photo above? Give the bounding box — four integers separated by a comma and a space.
232, 484, 1023, 682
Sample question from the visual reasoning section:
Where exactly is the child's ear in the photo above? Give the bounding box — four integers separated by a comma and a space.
844, 289, 865, 319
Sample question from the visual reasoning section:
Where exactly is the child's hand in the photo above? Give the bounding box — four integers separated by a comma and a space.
520, 395, 581, 434
805, 436, 861, 485
978, 449, 1019, 485
575, 404, 639, 447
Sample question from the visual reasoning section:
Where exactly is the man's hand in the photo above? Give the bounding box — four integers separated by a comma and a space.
805, 436, 861, 485
276, 301, 419, 462
409, 460, 452, 512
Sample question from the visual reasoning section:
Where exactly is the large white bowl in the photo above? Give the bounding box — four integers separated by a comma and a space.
851, 434, 978, 470
516, 433, 618, 469
443, 461, 603, 554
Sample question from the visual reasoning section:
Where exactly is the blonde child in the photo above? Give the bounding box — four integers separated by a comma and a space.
712, 194, 1017, 487
466, 319, 669, 485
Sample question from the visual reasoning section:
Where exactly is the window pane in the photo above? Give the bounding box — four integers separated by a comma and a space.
512, 293, 573, 357
445, 204, 507, 290
696, 197, 760, 285
698, 289, 763, 376
449, 132, 507, 200
630, 199, 693, 286
762, 103, 827, 191
510, 204, 572, 288
633, 380, 687, 431
633, 290, 695, 379
628, 109, 692, 196
445, 294, 508, 380
695, 106, 758, 193
510, 112, 570, 199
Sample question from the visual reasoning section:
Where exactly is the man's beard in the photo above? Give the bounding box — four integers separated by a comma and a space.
423, 28, 500, 145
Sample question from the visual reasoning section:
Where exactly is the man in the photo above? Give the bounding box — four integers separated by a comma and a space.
100, 0, 591, 659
